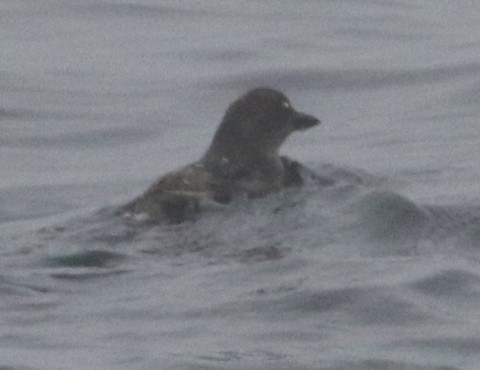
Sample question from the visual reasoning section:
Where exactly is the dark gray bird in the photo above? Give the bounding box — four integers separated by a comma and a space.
123, 88, 321, 223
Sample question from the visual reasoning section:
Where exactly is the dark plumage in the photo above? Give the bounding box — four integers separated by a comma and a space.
123, 88, 320, 223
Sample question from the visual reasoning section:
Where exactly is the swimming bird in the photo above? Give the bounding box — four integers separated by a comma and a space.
123, 87, 321, 223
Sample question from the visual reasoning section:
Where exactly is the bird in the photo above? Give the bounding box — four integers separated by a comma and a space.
122, 87, 321, 223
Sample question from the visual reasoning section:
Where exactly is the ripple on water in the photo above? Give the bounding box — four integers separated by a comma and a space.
200, 63, 480, 92
41, 249, 130, 282
211, 285, 430, 328
410, 269, 480, 298
44, 250, 127, 268
349, 190, 430, 256
321, 359, 459, 370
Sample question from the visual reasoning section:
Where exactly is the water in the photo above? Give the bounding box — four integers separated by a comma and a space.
2, 1, 480, 369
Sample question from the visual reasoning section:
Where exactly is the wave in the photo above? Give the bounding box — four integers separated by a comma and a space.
5, 162, 480, 266
199, 63, 480, 92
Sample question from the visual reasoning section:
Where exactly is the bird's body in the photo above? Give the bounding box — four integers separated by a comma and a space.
123, 88, 321, 223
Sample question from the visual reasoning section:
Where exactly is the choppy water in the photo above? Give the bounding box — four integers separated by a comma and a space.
2, 1, 480, 369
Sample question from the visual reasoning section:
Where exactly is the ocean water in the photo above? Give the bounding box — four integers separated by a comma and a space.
2, 0, 480, 369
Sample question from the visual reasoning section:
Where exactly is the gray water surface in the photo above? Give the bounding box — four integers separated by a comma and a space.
2, 1, 480, 369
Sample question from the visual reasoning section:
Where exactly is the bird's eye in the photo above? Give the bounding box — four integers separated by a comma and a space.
281, 101, 291, 110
